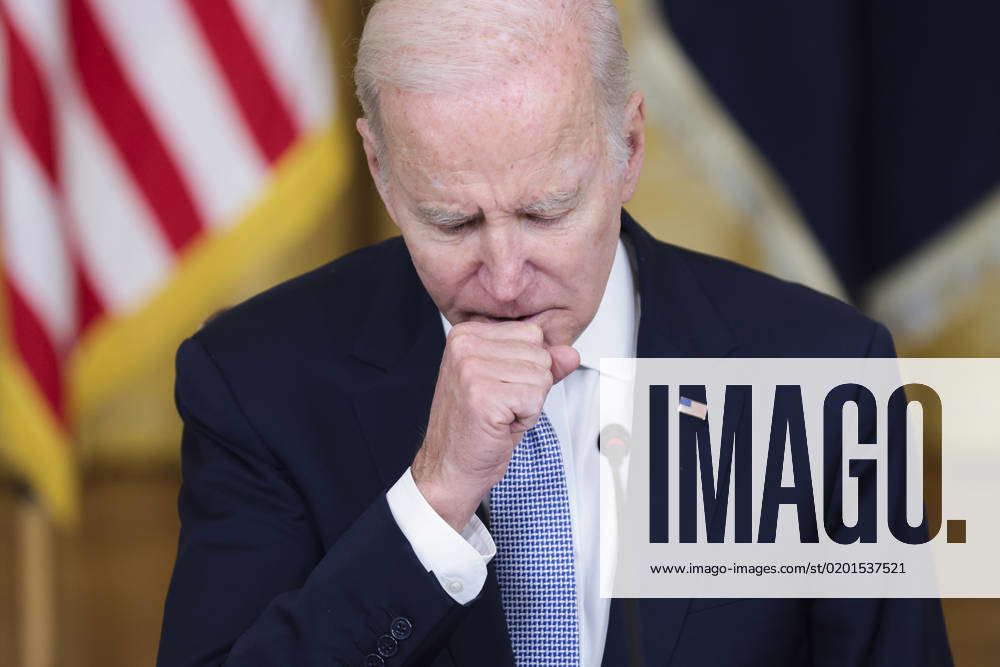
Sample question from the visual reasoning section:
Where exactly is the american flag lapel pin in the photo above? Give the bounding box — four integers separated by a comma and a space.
678, 396, 708, 420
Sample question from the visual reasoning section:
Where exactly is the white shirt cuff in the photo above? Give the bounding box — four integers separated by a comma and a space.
386, 467, 496, 605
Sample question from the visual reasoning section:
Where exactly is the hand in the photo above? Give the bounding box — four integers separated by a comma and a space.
411, 321, 579, 531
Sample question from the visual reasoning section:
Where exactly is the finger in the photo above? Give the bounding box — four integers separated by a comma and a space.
453, 320, 544, 346
487, 381, 547, 432
549, 345, 580, 383
462, 356, 553, 388
462, 338, 551, 368
509, 431, 526, 450
508, 406, 542, 434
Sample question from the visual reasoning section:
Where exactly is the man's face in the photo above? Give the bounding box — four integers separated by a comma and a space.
359, 51, 644, 348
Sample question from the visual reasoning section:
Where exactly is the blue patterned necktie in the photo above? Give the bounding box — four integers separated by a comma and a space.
489, 412, 580, 665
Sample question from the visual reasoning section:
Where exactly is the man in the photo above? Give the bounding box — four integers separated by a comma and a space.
157, 1, 951, 665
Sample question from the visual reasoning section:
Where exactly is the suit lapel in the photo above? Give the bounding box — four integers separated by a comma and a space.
351, 240, 445, 486
622, 210, 738, 360
602, 213, 741, 666
349, 240, 516, 666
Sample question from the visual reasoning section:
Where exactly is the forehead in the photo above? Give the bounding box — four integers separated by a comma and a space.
379, 54, 603, 204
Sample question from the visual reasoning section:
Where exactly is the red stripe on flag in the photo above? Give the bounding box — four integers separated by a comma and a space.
68, 0, 204, 253
2, 272, 66, 425
184, 0, 298, 164
3, 5, 109, 334
1, 6, 57, 185
76, 264, 103, 333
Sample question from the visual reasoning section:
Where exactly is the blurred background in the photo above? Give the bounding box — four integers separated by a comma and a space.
1, 0, 997, 664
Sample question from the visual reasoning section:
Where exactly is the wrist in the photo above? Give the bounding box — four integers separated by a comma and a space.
411, 452, 485, 532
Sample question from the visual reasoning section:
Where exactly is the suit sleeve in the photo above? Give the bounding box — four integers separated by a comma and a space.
807, 322, 953, 666
386, 467, 495, 605
157, 336, 460, 666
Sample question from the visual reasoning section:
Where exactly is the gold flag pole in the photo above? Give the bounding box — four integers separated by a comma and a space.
16, 489, 55, 667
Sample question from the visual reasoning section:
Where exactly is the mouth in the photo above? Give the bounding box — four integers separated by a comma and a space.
473, 310, 545, 324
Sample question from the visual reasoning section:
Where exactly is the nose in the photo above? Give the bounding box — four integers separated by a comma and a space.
477, 223, 531, 303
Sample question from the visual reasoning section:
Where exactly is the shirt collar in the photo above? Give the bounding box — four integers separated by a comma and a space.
573, 238, 638, 372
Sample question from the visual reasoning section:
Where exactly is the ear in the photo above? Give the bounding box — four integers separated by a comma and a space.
357, 117, 383, 181
357, 117, 403, 230
619, 91, 646, 204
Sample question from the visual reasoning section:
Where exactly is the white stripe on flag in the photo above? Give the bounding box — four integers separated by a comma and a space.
1, 0, 62, 76
0, 115, 76, 351
61, 91, 174, 313
88, 0, 268, 229
232, 0, 333, 132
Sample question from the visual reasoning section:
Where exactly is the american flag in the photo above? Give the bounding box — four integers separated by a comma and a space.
0, 0, 342, 523
678, 396, 708, 420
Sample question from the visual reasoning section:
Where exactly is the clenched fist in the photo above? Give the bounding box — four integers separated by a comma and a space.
411, 321, 580, 530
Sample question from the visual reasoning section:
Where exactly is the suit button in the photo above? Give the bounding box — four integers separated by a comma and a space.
390, 616, 413, 640
364, 654, 384, 666
376, 634, 398, 658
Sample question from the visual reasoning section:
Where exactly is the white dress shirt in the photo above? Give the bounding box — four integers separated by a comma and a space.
387, 239, 639, 666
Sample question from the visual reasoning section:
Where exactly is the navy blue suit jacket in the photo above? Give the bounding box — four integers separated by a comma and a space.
157, 211, 952, 666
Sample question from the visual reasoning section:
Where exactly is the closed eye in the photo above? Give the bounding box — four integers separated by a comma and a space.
437, 217, 480, 234
440, 221, 469, 234
527, 213, 566, 224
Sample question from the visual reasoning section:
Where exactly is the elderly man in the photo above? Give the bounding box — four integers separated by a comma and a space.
157, 1, 951, 665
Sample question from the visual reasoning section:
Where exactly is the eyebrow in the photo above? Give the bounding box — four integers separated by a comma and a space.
413, 186, 583, 227
414, 205, 482, 227
519, 188, 582, 216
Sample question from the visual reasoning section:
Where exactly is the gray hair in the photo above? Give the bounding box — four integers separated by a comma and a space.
354, 0, 632, 167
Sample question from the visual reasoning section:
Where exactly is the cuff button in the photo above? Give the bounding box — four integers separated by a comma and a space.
376, 634, 398, 658
364, 654, 384, 667
390, 616, 413, 640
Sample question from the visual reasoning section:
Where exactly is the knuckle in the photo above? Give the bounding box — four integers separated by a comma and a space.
515, 357, 535, 373
534, 386, 548, 408
517, 342, 549, 367
450, 333, 468, 355
466, 380, 485, 406
516, 384, 537, 408
521, 359, 552, 386
449, 331, 477, 357
456, 356, 480, 384
448, 322, 478, 344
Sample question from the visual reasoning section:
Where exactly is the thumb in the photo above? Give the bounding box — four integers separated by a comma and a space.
549, 345, 580, 383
